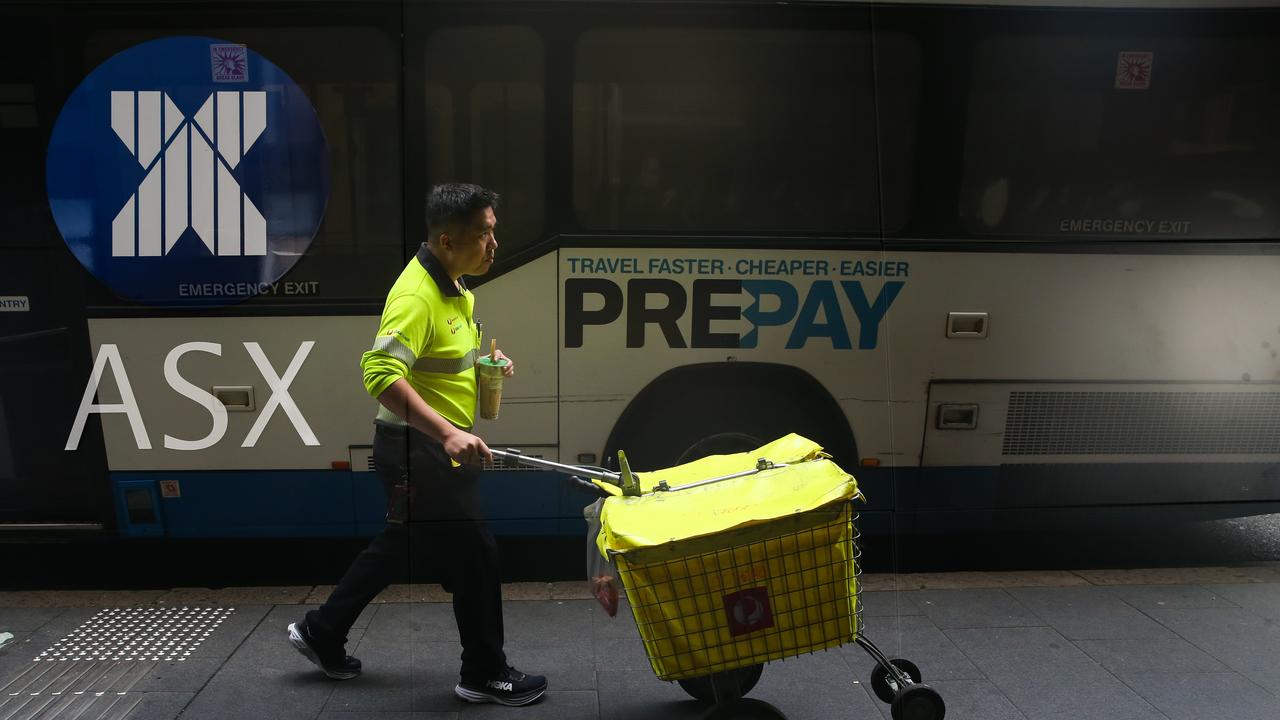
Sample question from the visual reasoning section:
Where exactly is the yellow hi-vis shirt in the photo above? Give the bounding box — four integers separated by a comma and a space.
360, 245, 482, 429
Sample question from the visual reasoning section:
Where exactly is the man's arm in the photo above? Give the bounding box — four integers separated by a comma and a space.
376, 378, 492, 465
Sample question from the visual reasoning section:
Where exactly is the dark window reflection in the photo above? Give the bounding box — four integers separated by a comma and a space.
425, 26, 545, 257
573, 28, 919, 234
962, 35, 1280, 240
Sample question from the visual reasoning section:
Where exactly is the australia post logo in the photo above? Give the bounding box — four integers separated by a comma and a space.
46, 36, 329, 306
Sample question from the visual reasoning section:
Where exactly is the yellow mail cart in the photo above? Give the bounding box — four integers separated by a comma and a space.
496, 435, 946, 720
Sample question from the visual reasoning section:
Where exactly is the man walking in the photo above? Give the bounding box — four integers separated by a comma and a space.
288, 183, 546, 706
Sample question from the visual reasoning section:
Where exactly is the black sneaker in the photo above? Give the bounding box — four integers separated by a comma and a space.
287, 621, 361, 680
454, 666, 548, 706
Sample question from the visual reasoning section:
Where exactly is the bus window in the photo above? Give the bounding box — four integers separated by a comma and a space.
961, 34, 1280, 240
1, 80, 43, 249
424, 27, 545, 258
573, 27, 919, 234
85, 26, 402, 304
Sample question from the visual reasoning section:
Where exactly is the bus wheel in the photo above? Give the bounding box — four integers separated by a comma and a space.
675, 432, 763, 465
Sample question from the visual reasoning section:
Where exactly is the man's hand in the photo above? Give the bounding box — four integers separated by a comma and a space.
443, 428, 493, 466
492, 349, 515, 377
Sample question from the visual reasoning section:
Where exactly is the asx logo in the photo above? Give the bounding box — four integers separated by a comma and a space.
46, 36, 329, 306
65, 341, 319, 452
108, 90, 268, 258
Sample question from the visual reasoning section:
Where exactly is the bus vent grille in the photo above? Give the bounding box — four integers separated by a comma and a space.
1002, 391, 1280, 455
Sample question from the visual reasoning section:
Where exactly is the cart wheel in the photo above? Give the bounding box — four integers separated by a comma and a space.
678, 664, 764, 704
890, 683, 945, 720
702, 697, 787, 720
870, 658, 921, 704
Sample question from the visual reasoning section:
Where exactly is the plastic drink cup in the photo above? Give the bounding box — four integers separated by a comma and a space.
476, 357, 510, 420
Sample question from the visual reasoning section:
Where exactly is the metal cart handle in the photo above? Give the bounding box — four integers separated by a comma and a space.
490, 448, 623, 486
490, 448, 791, 495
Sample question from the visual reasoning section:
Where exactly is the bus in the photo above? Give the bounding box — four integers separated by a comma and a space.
3, 0, 1279, 546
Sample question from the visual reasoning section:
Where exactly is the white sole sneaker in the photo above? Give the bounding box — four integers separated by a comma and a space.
454, 682, 547, 706
287, 622, 360, 680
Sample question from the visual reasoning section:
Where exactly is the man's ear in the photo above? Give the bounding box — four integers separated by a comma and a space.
436, 231, 452, 251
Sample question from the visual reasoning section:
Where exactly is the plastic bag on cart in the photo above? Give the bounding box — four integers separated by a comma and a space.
583, 498, 620, 617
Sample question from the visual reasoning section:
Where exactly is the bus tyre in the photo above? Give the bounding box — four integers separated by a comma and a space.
677, 664, 764, 704
871, 658, 921, 704
890, 683, 945, 720
702, 697, 786, 720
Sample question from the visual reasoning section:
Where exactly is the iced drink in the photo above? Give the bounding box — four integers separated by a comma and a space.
476, 356, 510, 420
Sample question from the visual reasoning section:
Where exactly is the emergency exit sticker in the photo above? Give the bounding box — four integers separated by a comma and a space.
1116, 51, 1154, 89
0, 296, 30, 311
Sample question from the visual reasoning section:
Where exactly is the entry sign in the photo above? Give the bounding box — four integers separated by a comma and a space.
0, 296, 30, 312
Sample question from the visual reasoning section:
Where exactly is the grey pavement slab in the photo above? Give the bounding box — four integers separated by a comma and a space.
0, 607, 65, 632
911, 589, 1042, 629
1122, 672, 1280, 720
1142, 605, 1280, 695
860, 589, 925, 618
1107, 583, 1239, 611
865, 679, 1027, 720
363, 603, 460, 645
132, 657, 224, 692
1074, 637, 1230, 677
594, 668, 708, 720
1006, 586, 1176, 640
946, 626, 1168, 720
1208, 583, 1280, 620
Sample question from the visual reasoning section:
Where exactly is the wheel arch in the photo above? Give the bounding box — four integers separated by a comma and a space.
602, 361, 858, 469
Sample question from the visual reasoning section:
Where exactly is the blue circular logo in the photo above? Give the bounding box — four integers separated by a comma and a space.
46, 36, 329, 306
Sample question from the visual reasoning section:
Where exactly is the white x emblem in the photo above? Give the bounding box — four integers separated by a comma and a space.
110, 91, 267, 258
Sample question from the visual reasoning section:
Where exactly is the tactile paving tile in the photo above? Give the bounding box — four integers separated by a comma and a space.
0, 608, 234, 719
36, 607, 234, 662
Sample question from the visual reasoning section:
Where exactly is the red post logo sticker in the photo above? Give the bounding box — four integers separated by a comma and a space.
724, 587, 774, 636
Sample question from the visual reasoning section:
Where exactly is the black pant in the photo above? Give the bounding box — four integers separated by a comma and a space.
306, 422, 507, 682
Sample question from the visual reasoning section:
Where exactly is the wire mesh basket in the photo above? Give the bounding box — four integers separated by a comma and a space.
615, 500, 862, 680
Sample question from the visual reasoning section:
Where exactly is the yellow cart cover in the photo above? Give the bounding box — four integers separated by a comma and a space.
597, 433, 859, 557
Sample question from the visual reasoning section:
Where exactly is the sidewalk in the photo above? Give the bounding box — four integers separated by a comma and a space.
2, 566, 1280, 719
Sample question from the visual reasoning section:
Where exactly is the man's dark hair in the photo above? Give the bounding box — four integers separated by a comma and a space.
426, 183, 499, 240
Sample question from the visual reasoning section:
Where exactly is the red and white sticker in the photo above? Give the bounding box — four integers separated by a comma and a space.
1116, 51, 1154, 90
724, 587, 775, 636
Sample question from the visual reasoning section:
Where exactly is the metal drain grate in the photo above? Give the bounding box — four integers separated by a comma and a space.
37, 607, 234, 662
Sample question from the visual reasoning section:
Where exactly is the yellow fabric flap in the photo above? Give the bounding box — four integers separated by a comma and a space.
598, 434, 857, 555
630, 432, 825, 493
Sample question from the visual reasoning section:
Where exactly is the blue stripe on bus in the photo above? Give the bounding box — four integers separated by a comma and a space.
110, 469, 595, 539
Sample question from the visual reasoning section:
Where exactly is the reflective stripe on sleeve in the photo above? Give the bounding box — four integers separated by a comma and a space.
413, 348, 478, 375
372, 335, 417, 367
